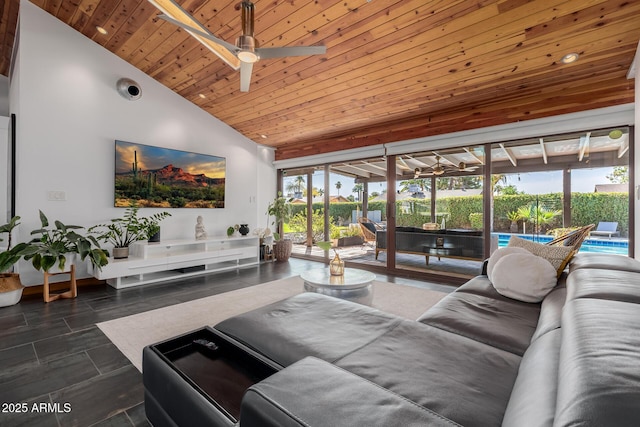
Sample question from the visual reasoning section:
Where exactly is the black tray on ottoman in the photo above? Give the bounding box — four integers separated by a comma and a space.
143, 326, 281, 427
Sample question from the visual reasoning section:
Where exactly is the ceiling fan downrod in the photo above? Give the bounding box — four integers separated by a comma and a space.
236, 1, 258, 62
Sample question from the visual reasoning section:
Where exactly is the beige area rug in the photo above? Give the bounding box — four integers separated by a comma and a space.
97, 276, 447, 371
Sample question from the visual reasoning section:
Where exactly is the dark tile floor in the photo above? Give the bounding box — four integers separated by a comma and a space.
0, 258, 454, 426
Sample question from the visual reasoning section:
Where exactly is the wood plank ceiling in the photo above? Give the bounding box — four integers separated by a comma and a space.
1, 0, 638, 161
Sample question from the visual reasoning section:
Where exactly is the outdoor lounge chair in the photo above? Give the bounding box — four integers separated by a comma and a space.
547, 224, 595, 251
590, 222, 619, 239
358, 217, 385, 243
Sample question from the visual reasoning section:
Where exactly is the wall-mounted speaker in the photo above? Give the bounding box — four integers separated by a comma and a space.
116, 78, 142, 101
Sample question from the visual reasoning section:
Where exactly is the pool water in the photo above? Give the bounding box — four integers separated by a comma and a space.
494, 233, 628, 256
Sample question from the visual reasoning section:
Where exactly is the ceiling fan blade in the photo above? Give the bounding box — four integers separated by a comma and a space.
157, 14, 239, 54
240, 61, 254, 92
149, 0, 241, 70
256, 45, 326, 60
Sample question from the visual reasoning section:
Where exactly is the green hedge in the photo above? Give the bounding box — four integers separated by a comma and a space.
285, 192, 629, 236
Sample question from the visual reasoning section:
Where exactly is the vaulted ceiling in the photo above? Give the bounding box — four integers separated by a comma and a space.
1, 0, 638, 161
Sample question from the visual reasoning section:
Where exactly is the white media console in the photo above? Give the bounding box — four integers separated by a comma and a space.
90, 236, 260, 289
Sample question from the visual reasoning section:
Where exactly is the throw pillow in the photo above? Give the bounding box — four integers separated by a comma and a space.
508, 236, 575, 277
491, 252, 558, 303
486, 246, 530, 282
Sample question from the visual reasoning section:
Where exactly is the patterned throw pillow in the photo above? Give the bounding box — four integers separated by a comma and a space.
507, 236, 575, 277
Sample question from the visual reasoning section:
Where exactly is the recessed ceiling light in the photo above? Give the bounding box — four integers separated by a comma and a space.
560, 52, 579, 64
260, 134, 268, 139
198, 93, 206, 99
96, 26, 108, 35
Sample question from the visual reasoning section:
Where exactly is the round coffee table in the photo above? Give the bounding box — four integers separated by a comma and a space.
300, 268, 376, 305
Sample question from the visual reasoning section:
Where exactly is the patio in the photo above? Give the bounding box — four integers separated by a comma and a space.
290, 232, 629, 279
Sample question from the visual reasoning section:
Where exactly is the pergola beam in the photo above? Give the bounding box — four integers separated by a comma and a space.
539, 138, 548, 164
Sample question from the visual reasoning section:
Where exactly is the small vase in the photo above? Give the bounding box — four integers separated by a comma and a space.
239, 224, 250, 236
329, 253, 344, 276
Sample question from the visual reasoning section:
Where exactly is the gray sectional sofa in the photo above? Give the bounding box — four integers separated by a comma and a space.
143, 253, 640, 426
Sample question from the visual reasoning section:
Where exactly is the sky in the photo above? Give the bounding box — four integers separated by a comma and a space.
283, 167, 619, 199
115, 140, 226, 178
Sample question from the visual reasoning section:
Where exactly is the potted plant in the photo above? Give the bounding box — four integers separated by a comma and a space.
336, 227, 365, 247
507, 211, 520, 233
22, 211, 109, 273
89, 202, 170, 258
140, 211, 171, 242
0, 216, 30, 307
267, 192, 292, 261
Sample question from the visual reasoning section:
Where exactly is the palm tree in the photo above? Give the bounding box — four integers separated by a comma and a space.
285, 176, 305, 198
352, 183, 363, 201
491, 174, 507, 194
517, 205, 533, 234
530, 206, 562, 234
335, 181, 342, 196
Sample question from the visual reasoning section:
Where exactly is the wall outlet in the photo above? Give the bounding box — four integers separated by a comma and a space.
47, 191, 66, 201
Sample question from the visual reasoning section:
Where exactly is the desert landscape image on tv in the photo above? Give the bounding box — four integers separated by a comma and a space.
115, 140, 225, 208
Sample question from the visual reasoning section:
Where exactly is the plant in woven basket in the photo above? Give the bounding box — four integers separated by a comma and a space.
0, 216, 30, 300
0, 216, 29, 274
267, 192, 293, 261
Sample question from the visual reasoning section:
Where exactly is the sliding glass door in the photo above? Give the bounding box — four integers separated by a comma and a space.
277, 126, 633, 278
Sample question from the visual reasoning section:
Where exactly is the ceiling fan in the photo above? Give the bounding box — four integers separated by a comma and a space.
148, 0, 327, 92
413, 156, 478, 178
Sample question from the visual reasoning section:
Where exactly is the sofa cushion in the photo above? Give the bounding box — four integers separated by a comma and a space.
569, 252, 640, 273
491, 252, 558, 303
555, 299, 640, 426
508, 236, 574, 276
530, 282, 567, 342
566, 268, 640, 304
417, 284, 540, 355
334, 320, 521, 427
241, 357, 459, 427
214, 292, 402, 367
502, 329, 561, 427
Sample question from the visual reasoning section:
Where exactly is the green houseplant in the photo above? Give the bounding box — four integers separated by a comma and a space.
0, 216, 30, 307
22, 211, 109, 273
267, 192, 292, 261
89, 202, 171, 258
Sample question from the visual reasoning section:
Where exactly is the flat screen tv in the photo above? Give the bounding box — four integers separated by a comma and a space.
114, 140, 225, 208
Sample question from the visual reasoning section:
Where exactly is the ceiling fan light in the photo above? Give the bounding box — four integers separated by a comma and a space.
238, 50, 259, 63
236, 34, 258, 63
433, 168, 444, 176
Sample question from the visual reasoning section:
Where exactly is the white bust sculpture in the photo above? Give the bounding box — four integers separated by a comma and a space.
195, 216, 207, 240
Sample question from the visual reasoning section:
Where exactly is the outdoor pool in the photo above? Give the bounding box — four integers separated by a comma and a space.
494, 233, 629, 256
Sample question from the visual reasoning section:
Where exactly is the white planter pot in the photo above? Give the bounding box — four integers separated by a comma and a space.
45, 253, 76, 274
0, 273, 24, 307
0, 287, 23, 307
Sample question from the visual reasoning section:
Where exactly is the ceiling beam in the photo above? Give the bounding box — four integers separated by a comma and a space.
499, 143, 517, 167
578, 132, 591, 162
539, 138, 548, 164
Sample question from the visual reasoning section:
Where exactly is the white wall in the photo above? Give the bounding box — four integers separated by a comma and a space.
0, 76, 9, 116
11, 1, 266, 285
